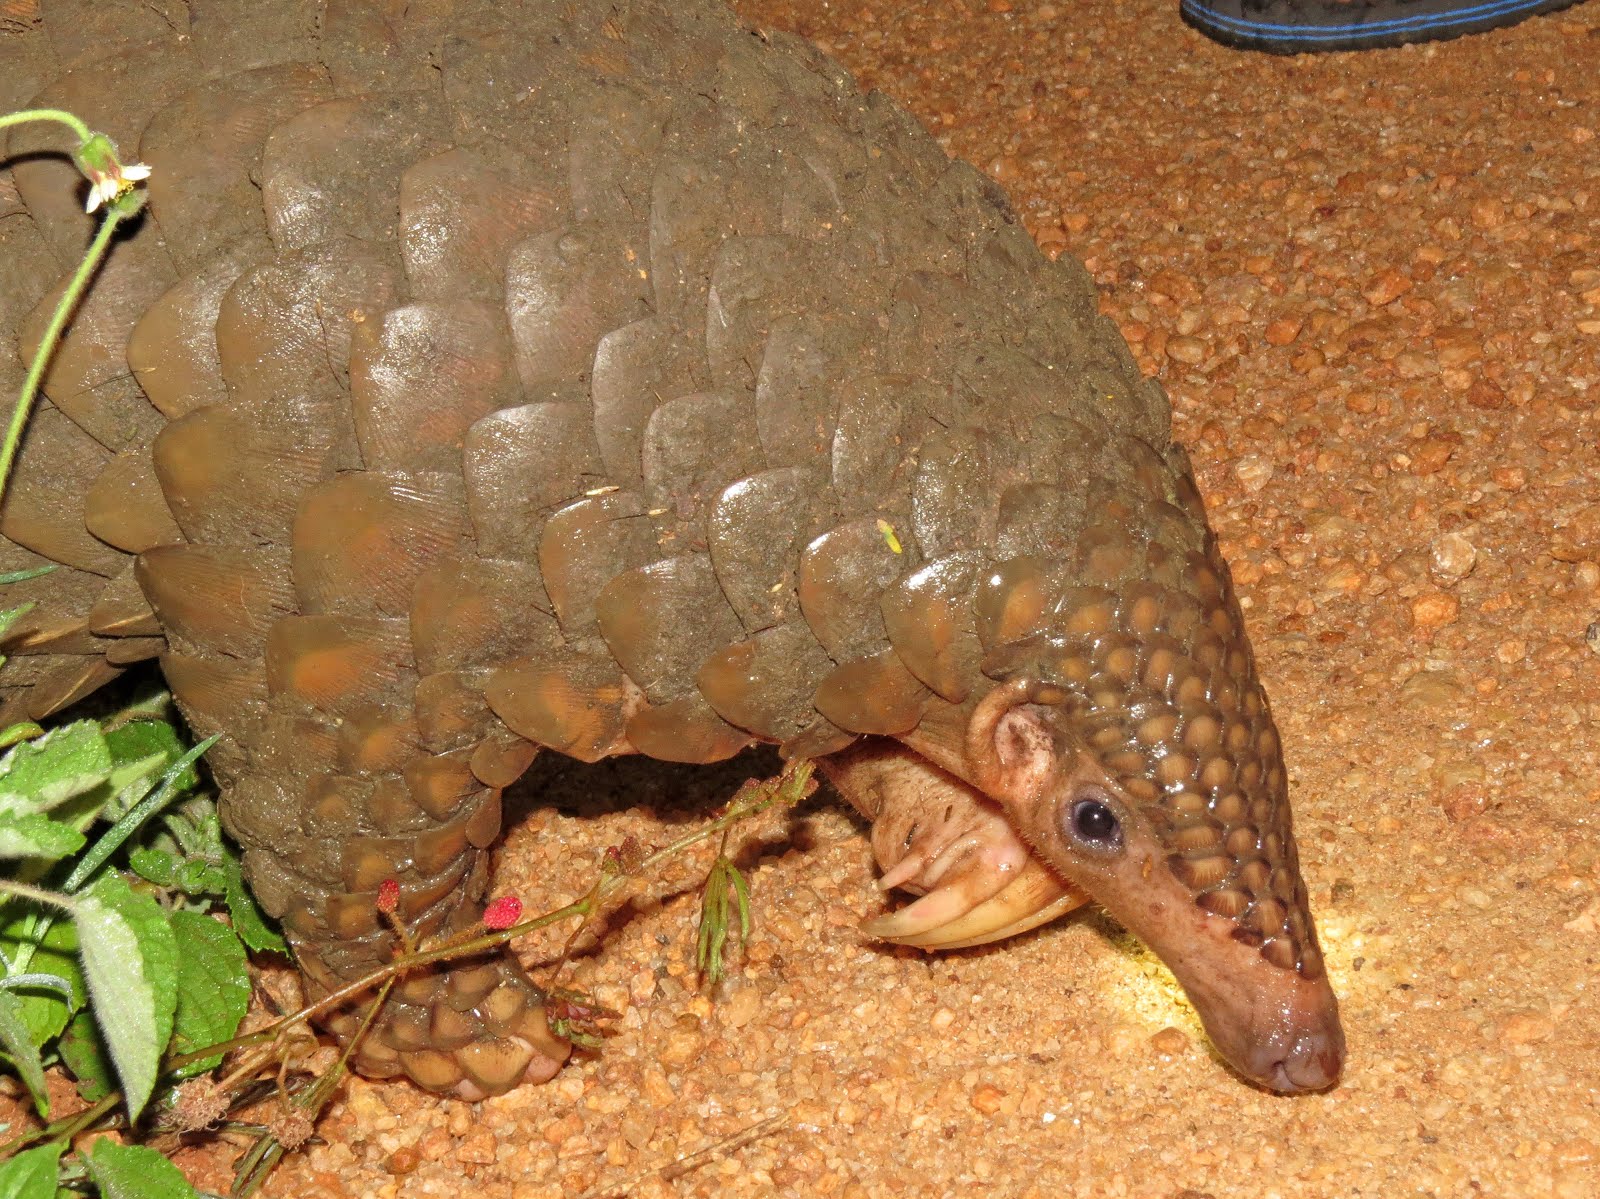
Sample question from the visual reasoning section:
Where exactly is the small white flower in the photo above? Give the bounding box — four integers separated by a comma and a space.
83, 160, 151, 214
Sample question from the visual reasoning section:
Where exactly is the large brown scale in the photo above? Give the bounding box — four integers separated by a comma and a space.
0, 0, 1343, 1098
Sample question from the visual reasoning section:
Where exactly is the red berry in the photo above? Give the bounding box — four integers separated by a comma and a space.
375, 879, 400, 914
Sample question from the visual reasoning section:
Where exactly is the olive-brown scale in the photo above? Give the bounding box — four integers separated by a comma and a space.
0, 0, 1338, 1097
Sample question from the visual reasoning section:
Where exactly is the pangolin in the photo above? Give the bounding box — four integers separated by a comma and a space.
0, 0, 1344, 1098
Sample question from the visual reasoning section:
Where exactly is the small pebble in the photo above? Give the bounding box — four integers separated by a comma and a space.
1410, 593, 1460, 629
1319, 563, 1367, 596
1498, 1011, 1555, 1045
1429, 533, 1476, 582
1150, 1027, 1191, 1056
970, 1084, 1005, 1115
385, 1147, 421, 1175
1439, 785, 1489, 822
1467, 378, 1506, 409
1470, 197, 1507, 230
1234, 454, 1274, 492
542, 1112, 584, 1147
459, 1130, 498, 1165
659, 1020, 704, 1065
720, 985, 762, 1028
640, 1066, 676, 1109
1166, 335, 1206, 365
1498, 638, 1528, 664
1363, 268, 1414, 307
1263, 318, 1302, 345
1410, 439, 1455, 475
1492, 465, 1528, 491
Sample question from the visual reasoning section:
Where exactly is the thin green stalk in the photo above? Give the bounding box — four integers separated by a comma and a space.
0, 109, 94, 144
62, 735, 220, 892
0, 208, 124, 504
0, 878, 77, 914
0, 1090, 120, 1162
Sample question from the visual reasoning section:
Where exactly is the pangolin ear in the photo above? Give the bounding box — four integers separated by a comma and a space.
965, 680, 1061, 809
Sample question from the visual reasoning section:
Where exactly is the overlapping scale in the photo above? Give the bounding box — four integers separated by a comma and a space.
707, 467, 837, 633
351, 301, 521, 473
464, 402, 606, 559
980, 526, 1322, 979
505, 222, 652, 391
401, 148, 565, 303
259, 92, 451, 250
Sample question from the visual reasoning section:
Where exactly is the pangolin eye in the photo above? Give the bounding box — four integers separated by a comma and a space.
1068, 797, 1123, 851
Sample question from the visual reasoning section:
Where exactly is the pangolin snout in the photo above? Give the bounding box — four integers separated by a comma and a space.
1249, 1012, 1345, 1094
1228, 970, 1345, 1094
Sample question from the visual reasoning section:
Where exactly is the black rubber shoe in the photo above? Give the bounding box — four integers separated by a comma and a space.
1181, 0, 1588, 52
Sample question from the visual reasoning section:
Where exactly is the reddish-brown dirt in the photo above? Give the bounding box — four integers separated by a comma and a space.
9, 1, 1598, 1196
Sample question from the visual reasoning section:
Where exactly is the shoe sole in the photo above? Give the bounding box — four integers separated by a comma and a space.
1180, 0, 1587, 52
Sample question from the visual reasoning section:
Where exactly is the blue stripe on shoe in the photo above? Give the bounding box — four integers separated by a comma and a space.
1182, 0, 1566, 42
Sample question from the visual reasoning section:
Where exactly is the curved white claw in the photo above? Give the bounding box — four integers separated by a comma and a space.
864, 856, 1088, 949
820, 738, 1089, 952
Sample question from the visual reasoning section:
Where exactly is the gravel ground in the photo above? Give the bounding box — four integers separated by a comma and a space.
68, 1, 1600, 1196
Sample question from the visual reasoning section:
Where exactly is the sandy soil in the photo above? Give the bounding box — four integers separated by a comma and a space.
222, 1, 1598, 1195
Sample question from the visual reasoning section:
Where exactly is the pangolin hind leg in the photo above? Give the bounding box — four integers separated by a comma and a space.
820, 739, 1087, 950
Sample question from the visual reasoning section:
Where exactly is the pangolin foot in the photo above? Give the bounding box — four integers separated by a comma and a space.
333, 957, 572, 1098
823, 740, 1088, 950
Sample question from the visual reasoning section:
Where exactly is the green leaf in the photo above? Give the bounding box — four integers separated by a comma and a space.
0, 985, 49, 1116
0, 722, 112, 817
695, 854, 752, 989
0, 569, 56, 589
0, 1141, 63, 1199
0, 915, 83, 1047
60, 735, 218, 895
74, 873, 177, 1122
0, 602, 35, 649
58, 1008, 114, 1103
0, 722, 44, 752
220, 851, 286, 955
161, 804, 219, 863
0, 812, 85, 860
172, 860, 225, 897
128, 846, 178, 888
167, 911, 248, 1076
83, 1140, 199, 1199
131, 831, 227, 898
104, 721, 195, 815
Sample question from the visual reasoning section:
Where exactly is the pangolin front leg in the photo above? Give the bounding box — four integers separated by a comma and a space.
821, 740, 1088, 950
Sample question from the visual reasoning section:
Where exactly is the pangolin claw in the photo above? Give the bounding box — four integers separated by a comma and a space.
864, 857, 1088, 949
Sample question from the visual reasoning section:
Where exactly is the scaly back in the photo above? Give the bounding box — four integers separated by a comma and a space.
0, 0, 1335, 1096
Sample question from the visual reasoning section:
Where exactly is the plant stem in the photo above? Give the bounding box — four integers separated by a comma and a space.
0, 109, 94, 143
0, 202, 127, 505
0, 878, 78, 914
0, 1091, 120, 1163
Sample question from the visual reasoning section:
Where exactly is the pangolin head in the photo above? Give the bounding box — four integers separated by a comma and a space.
964, 464, 1344, 1093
